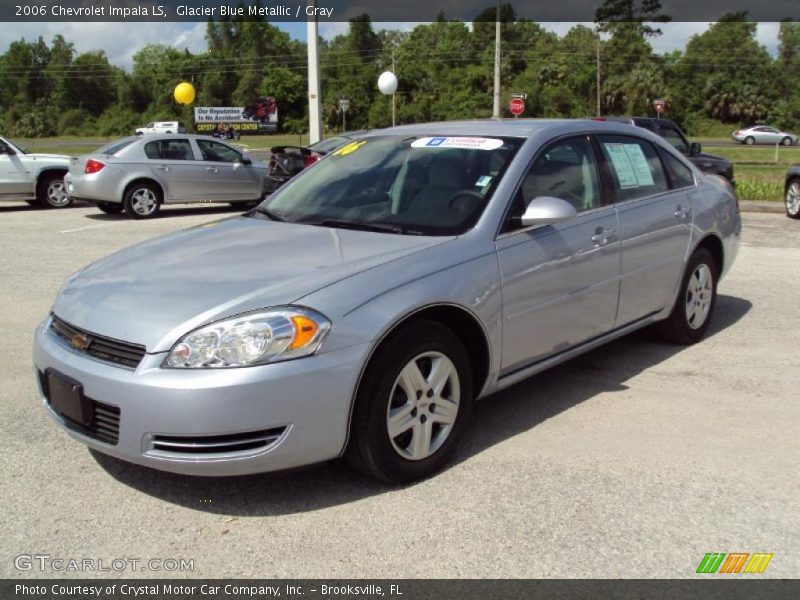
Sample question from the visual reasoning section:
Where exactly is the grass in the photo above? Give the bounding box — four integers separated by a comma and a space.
701, 143, 800, 166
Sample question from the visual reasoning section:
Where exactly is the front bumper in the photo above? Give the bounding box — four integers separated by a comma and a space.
33, 319, 368, 476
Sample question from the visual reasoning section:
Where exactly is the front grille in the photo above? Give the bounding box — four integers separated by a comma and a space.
146, 427, 286, 458
39, 369, 121, 445
49, 314, 146, 369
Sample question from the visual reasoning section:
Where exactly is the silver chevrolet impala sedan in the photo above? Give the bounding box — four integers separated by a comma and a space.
65, 134, 268, 218
34, 120, 741, 483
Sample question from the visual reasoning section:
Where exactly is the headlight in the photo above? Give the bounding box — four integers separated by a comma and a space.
164, 307, 331, 369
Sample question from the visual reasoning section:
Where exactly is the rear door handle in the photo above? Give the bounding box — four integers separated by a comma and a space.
205, 167, 219, 173
674, 205, 690, 219
155, 166, 169, 172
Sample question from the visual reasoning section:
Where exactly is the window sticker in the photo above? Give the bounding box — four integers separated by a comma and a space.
604, 142, 654, 188
411, 137, 504, 150
475, 175, 493, 187
331, 140, 367, 157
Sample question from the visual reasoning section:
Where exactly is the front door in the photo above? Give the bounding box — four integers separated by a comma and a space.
496, 135, 621, 376
196, 139, 262, 201
0, 143, 31, 196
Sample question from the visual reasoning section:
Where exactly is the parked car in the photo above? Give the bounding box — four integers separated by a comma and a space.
34, 120, 740, 483
786, 165, 800, 219
732, 125, 798, 146
265, 131, 369, 195
0, 136, 72, 208
602, 117, 735, 182
65, 135, 268, 219
135, 121, 185, 135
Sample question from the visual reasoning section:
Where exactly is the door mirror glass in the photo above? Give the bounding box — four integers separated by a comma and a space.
690, 142, 702, 156
520, 196, 578, 228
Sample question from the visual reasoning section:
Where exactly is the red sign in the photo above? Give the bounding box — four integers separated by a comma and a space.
509, 98, 525, 116
653, 99, 665, 114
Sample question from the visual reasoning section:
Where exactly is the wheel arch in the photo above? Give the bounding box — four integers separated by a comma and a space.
123, 177, 164, 203
341, 302, 492, 454
35, 166, 68, 187
695, 233, 724, 275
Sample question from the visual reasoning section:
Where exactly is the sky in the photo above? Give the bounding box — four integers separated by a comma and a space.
0, 21, 783, 70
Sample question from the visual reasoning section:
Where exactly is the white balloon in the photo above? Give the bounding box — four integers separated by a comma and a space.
378, 71, 398, 95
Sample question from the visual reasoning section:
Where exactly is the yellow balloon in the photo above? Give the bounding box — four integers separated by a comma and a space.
173, 82, 196, 105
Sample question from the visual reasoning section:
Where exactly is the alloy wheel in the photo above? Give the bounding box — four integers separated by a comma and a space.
787, 181, 800, 217
685, 264, 714, 330
130, 188, 158, 216
46, 181, 69, 207
386, 351, 460, 461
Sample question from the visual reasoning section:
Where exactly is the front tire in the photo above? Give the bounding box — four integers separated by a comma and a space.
124, 183, 161, 219
786, 178, 800, 220
657, 248, 718, 345
96, 201, 124, 215
781, 137, 793, 147
346, 321, 473, 484
37, 173, 71, 208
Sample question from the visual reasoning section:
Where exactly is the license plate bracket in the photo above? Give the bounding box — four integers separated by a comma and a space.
45, 369, 92, 426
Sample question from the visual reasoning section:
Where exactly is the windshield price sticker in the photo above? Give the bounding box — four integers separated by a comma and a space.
331, 140, 367, 157
604, 142, 655, 188
411, 137, 504, 150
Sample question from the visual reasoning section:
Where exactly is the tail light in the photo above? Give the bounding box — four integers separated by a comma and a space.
303, 154, 320, 168
591, 117, 607, 121
268, 157, 276, 175
85, 159, 105, 174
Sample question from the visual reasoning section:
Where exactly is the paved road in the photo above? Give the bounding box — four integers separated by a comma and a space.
1, 205, 798, 579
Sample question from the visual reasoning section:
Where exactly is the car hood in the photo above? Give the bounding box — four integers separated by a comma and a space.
27, 153, 70, 162
694, 151, 729, 165
52, 216, 452, 353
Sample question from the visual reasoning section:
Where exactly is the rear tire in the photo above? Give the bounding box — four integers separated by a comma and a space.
36, 173, 71, 208
744, 136, 755, 145
785, 178, 800, 220
656, 248, 718, 345
346, 321, 473, 484
96, 201, 124, 215
124, 183, 161, 219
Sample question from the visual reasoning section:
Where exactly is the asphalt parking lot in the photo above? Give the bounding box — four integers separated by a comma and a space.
1, 203, 798, 578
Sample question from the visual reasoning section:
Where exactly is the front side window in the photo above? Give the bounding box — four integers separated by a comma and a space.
597, 135, 668, 202
658, 126, 689, 155
143, 139, 194, 160
196, 139, 242, 163
661, 151, 695, 189
259, 135, 522, 235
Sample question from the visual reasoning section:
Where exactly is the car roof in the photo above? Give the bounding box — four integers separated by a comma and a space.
359, 118, 663, 140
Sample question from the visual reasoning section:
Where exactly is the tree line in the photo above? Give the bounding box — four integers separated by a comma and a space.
0, 1, 798, 138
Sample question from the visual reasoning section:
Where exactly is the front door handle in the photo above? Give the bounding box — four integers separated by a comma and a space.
155, 166, 169, 172
205, 167, 219, 173
591, 228, 616, 246
674, 205, 690, 219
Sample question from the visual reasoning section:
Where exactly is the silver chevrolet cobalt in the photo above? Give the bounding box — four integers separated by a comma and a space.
33, 120, 741, 483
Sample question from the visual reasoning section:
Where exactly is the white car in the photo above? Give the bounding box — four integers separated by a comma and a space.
0, 136, 72, 208
135, 121, 185, 136
731, 125, 798, 146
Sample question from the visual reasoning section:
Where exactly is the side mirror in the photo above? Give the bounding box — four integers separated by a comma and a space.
520, 196, 578, 228
241, 155, 252, 165
689, 142, 702, 156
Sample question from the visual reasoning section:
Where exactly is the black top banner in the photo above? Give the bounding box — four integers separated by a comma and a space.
2, 0, 799, 23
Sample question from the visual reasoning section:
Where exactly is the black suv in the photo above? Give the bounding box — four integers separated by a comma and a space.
602, 117, 734, 183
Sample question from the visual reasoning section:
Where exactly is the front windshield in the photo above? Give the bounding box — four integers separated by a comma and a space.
259, 135, 522, 235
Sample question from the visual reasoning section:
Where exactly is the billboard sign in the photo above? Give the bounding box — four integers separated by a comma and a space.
194, 96, 278, 134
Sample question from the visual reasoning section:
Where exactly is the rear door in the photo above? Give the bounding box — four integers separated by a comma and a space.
0, 141, 32, 196
496, 135, 621, 374
596, 134, 693, 324
195, 138, 262, 201
143, 138, 205, 202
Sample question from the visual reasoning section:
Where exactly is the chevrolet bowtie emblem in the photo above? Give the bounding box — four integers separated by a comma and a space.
70, 332, 91, 351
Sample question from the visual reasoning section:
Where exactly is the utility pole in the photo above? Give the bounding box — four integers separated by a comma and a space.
391, 45, 397, 127
596, 38, 601, 117
307, 0, 322, 144
492, 0, 501, 118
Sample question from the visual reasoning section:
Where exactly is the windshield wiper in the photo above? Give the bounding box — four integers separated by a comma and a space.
316, 219, 406, 234
250, 206, 286, 221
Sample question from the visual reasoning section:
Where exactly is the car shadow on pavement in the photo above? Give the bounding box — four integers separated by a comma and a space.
84, 204, 251, 221
91, 294, 752, 516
